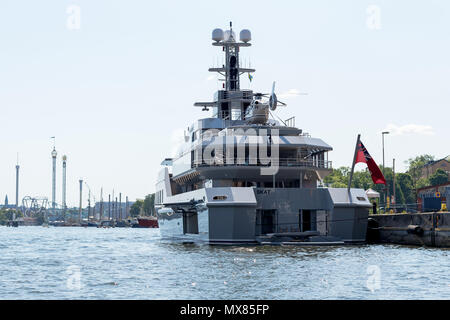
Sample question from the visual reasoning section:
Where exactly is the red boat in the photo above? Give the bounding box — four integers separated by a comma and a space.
137, 216, 159, 228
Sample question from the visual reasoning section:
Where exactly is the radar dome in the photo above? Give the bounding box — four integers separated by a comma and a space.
239, 29, 251, 43
212, 28, 224, 42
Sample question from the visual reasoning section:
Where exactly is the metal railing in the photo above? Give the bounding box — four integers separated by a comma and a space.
193, 157, 332, 169
214, 110, 243, 120
285, 116, 295, 127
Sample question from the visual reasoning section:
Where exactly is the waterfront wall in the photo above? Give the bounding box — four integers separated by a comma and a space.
368, 212, 450, 248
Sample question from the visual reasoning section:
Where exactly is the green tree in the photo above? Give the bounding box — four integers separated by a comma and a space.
0, 209, 24, 224
429, 168, 449, 186
0, 209, 7, 225
130, 200, 144, 217
396, 173, 415, 204
323, 166, 349, 188
143, 194, 155, 216
406, 154, 435, 194
351, 170, 372, 190
416, 177, 429, 189
393, 182, 405, 206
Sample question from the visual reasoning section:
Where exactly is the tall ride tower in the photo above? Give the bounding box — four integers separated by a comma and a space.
79, 179, 83, 223
62, 155, 67, 219
15, 157, 20, 209
51, 146, 57, 217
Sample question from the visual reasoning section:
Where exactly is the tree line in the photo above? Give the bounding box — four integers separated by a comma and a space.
323, 154, 449, 206
129, 193, 155, 217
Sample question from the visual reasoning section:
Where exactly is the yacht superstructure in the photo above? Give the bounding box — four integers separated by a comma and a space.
155, 23, 371, 244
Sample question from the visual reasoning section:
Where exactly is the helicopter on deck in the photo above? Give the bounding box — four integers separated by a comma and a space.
244, 81, 286, 124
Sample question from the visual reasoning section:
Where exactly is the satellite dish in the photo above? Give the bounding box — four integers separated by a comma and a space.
269, 81, 277, 111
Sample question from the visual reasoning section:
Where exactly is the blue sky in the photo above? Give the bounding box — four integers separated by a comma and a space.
0, 0, 449, 206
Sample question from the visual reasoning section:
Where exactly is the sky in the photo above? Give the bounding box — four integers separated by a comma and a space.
0, 0, 449, 207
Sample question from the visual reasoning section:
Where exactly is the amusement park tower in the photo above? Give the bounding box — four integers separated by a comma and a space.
62, 155, 67, 217
51, 146, 57, 216
15, 157, 19, 208
79, 179, 83, 223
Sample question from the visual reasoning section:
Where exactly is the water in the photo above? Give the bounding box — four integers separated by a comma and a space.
0, 226, 449, 300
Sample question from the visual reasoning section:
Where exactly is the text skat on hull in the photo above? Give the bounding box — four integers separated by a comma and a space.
155, 23, 372, 245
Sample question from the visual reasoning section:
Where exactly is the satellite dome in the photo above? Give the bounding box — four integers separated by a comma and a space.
239, 29, 251, 43
212, 28, 224, 42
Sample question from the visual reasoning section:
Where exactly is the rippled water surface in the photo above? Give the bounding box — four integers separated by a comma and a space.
0, 226, 449, 299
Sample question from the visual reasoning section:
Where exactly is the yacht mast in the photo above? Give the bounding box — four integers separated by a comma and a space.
194, 23, 255, 119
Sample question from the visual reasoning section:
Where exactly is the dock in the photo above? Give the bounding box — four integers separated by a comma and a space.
367, 211, 450, 248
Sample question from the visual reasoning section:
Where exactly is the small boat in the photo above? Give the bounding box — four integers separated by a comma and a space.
86, 221, 99, 227
98, 220, 114, 228
136, 216, 159, 228
6, 220, 19, 227
115, 220, 130, 228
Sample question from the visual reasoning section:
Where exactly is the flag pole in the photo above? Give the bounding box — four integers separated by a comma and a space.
347, 134, 361, 194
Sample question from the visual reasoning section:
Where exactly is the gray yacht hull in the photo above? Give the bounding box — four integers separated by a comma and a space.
156, 187, 371, 245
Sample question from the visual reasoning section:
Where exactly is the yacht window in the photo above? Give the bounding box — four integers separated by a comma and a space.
191, 131, 198, 142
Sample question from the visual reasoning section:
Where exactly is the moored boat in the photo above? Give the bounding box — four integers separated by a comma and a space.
137, 216, 159, 228
155, 23, 372, 245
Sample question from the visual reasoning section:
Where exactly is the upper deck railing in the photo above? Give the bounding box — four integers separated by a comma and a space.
214, 110, 244, 120
192, 157, 332, 169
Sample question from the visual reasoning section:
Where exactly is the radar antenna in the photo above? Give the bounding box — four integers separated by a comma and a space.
195, 23, 255, 111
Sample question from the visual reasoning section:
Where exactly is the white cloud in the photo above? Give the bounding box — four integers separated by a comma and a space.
382, 123, 435, 136
278, 89, 307, 99
206, 75, 216, 81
